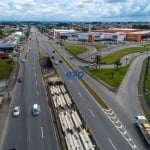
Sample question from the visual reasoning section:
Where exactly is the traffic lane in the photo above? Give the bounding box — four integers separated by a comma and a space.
64, 79, 133, 150
55, 63, 133, 149
78, 65, 146, 149
1, 60, 29, 149
30, 33, 59, 149
32, 63, 59, 150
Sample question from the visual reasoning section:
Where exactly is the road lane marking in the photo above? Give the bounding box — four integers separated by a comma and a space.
41, 126, 44, 139
37, 90, 39, 96
35, 81, 37, 86
78, 92, 82, 97
88, 109, 95, 118
108, 138, 117, 150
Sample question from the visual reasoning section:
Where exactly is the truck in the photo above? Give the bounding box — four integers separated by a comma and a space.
135, 115, 150, 145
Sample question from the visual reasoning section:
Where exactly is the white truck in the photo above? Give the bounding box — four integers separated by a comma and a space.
135, 115, 150, 145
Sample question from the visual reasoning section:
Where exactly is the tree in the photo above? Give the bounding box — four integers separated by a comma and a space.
114, 60, 122, 70
94, 55, 102, 69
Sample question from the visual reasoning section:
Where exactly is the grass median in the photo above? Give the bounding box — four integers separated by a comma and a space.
87, 65, 129, 89
64, 44, 87, 55
102, 47, 149, 64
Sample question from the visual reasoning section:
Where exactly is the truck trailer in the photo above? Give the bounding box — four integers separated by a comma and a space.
135, 115, 150, 145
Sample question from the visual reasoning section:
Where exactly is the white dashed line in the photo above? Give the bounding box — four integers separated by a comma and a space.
108, 138, 117, 150
88, 109, 95, 118
78, 92, 82, 97
41, 126, 44, 139
37, 91, 39, 96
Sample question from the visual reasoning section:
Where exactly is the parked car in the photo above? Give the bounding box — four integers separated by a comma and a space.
13, 106, 20, 117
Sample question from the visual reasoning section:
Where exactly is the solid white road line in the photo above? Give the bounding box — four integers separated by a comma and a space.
108, 138, 117, 150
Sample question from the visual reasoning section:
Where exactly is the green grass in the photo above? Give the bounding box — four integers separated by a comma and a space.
102, 47, 149, 64
0, 59, 14, 80
145, 61, 150, 102
88, 44, 105, 50
64, 44, 86, 55
88, 65, 129, 88
137, 58, 150, 122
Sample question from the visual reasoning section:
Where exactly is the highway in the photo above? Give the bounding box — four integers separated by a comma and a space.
2, 27, 149, 150
38, 30, 150, 149
45, 35, 150, 150
36, 30, 137, 150
1, 29, 59, 150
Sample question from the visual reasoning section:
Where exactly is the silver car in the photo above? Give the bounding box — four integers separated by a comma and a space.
13, 106, 20, 117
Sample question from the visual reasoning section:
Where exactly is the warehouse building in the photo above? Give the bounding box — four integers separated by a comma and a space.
92, 28, 150, 42
48, 28, 150, 42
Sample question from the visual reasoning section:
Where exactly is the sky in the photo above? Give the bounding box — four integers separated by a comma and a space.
1, 0, 150, 22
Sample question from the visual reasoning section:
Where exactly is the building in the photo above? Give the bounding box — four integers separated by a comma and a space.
92, 28, 150, 42
0, 43, 14, 53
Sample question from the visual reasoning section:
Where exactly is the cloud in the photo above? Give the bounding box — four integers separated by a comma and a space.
0, 0, 150, 21
105, 0, 127, 2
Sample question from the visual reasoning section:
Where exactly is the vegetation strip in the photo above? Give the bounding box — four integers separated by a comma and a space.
0, 59, 14, 80
138, 57, 150, 121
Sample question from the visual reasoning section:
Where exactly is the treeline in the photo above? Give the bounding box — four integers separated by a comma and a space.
132, 24, 150, 29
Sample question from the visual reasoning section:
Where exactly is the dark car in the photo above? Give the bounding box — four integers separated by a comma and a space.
59, 60, 63, 63
51, 55, 55, 59
17, 77, 23, 82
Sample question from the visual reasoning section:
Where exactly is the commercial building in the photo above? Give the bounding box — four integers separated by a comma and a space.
92, 28, 150, 42
48, 28, 150, 42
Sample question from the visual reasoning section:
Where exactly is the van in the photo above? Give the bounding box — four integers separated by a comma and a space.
32, 104, 40, 116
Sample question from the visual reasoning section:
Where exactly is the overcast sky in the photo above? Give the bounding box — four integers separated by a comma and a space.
1, 0, 150, 22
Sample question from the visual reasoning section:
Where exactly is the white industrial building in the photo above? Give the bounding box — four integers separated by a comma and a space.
48, 29, 126, 42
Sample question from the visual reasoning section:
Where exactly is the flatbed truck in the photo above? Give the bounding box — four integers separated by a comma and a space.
135, 115, 150, 145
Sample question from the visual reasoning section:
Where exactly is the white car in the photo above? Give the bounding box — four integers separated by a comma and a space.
13, 106, 20, 117
69, 55, 73, 59
54, 60, 59, 65
21, 59, 25, 63
32, 104, 41, 116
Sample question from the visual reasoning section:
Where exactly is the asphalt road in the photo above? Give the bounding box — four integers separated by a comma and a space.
43, 33, 150, 149
36, 31, 136, 150
1, 29, 59, 150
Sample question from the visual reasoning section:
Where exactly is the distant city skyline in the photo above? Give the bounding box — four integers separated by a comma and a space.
1, 0, 150, 22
